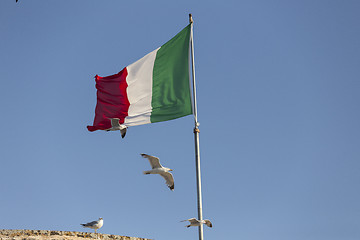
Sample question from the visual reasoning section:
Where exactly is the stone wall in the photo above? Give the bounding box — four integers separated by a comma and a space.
0, 230, 151, 240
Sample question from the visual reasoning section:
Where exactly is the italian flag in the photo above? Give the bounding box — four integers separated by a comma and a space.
87, 24, 193, 132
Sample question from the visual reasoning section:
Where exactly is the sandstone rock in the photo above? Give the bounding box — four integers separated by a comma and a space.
0, 230, 151, 240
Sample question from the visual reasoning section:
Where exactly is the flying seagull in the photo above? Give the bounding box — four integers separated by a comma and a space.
141, 153, 174, 191
106, 118, 127, 138
181, 218, 213, 228
81, 217, 103, 233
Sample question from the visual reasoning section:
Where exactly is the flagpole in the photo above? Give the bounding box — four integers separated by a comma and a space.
189, 14, 204, 240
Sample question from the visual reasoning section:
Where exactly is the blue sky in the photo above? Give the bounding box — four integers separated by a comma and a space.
1, 1, 360, 240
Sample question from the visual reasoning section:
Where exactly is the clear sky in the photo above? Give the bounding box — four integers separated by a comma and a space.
1, 1, 360, 240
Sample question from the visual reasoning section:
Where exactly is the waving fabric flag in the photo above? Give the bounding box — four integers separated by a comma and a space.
87, 24, 192, 132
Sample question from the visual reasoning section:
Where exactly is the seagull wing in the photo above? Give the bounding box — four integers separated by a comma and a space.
181, 218, 197, 223
82, 220, 98, 227
110, 118, 120, 128
141, 154, 162, 169
188, 218, 199, 224
204, 219, 213, 228
159, 171, 174, 190
120, 126, 127, 138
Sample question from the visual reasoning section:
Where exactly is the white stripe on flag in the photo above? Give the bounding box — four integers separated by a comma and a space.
124, 47, 160, 126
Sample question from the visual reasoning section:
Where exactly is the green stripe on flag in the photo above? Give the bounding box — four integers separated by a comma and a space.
151, 24, 192, 123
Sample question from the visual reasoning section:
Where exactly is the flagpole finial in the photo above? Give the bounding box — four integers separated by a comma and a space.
189, 13, 193, 24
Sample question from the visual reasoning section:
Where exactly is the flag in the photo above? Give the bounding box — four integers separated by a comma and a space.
87, 24, 192, 132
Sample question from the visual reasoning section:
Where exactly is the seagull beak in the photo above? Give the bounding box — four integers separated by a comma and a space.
170, 169, 173, 171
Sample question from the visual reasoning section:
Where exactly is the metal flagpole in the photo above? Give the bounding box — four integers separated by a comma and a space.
189, 13, 204, 240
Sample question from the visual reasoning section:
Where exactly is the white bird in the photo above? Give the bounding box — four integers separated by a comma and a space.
80, 217, 104, 233
106, 118, 127, 138
141, 153, 174, 191
181, 218, 213, 228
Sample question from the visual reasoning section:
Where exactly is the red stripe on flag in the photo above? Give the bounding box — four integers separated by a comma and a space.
87, 67, 130, 132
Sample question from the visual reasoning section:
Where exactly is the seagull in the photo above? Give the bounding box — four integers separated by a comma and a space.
80, 217, 103, 233
141, 153, 174, 191
181, 218, 213, 228
106, 118, 127, 138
